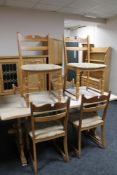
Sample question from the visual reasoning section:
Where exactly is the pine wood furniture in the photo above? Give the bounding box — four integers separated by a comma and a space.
64, 36, 90, 86
81, 47, 111, 91
49, 38, 62, 65
70, 91, 110, 158
65, 62, 106, 100
0, 57, 20, 95
64, 36, 91, 97
0, 37, 63, 96
64, 36, 90, 64
17, 32, 50, 105
0, 90, 116, 166
21, 64, 63, 106
0, 93, 67, 167
16, 33, 64, 106
28, 97, 70, 175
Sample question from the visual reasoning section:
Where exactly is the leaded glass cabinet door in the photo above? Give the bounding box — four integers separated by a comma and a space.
0, 59, 20, 95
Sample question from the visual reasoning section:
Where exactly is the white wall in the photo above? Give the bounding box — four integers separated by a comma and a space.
95, 18, 117, 95
0, 7, 64, 56
1, 7, 117, 94
66, 18, 117, 94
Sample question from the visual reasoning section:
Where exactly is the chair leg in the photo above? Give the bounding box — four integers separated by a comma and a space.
101, 125, 106, 148
78, 131, 81, 158
75, 130, 81, 158
86, 72, 89, 90
63, 135, 69, 161
33, 142, 38, 175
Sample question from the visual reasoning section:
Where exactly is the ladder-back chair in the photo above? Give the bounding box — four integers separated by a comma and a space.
64, 36, 90, 95
28, 97, 70, 175
70, 91, 111, 158
17, 32, 50, 106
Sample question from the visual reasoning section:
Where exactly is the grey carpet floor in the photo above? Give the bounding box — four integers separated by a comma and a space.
0, 101, 117, 175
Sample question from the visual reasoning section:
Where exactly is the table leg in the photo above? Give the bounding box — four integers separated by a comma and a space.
86, 71, 90, 90
16, 119, 27, 166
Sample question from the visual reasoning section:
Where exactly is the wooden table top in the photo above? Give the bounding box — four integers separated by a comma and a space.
0, 87, 117, 121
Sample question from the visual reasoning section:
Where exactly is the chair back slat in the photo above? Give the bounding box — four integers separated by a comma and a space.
18, 33, 48, 42
21, 46, 48, 51
65, 47, 88, 51
83, 97, 108, 112
17, 32, 50, 64
34, 112, 66, 122
31, 102, 68, 112
83, 104, 107, 112
64, 37, 89, 44
31, 97, 70, 123
79, 91, 111, 128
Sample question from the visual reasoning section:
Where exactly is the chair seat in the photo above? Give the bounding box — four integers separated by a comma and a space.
70, 111, 103, 128
29, 121, 65, 140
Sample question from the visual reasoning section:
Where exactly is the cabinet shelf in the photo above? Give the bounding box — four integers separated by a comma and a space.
84, 59, 105, 63
82, 46, 111, 91
90, 47, 110, 53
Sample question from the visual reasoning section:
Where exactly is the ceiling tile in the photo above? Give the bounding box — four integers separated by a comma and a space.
33, 3, 60, 11
6, 0, 35, 8
7, 0, 38, 2
68, 0, 98, 9
38, 0, 73, 6
2, 0, 117, 19
59, 0, 99, 15
58, 7, 83, 14
94, 0, 113, 3
0, 0, 5, 5
87, 1, 117, 18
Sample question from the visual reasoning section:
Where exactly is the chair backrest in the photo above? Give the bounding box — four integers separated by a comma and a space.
30, 97, 70, 138
64, 36, 90, 66
17, 32, 50, 66
79, 91, 111, 128
64, 36, 90, 84
17, 32, 50, 91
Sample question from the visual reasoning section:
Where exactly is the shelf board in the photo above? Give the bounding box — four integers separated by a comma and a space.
91, 47, 109, 53
85, 59, 105, 63
91, 60, 105, 63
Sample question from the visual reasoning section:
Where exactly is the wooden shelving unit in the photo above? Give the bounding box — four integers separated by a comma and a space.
81, 47, 111, 91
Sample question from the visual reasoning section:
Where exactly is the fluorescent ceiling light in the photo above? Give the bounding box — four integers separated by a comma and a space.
84, 14, 97, 18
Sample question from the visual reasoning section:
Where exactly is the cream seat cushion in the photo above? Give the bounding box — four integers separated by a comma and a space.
70, 110, 103, 128
29, 121, 65, 140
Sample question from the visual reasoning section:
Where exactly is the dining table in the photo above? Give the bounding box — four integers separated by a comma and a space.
0, 88, 117, 166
